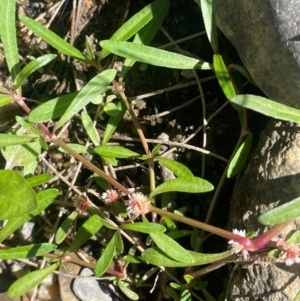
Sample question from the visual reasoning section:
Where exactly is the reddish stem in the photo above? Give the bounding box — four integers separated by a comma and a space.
250, 221, 291, 251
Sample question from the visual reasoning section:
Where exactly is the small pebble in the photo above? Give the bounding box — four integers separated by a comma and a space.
38, 283, 60, 301
73, 268, 112, 301
18, 221, 35, 241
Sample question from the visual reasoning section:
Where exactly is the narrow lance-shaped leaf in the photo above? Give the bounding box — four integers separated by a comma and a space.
93, 145, 140, 158
121, 222, 166, 234
0, 134, 37, 146
102, 101, 127, 145
95, 232, 117, 277
25, 173, 53, 187
66, 214, 103, 254
81, 111, 100, 146
258, 196, 300, 226
19, 15, 87, 61
15, 116, 43, 137
58, 143, 90, 154
120, 0, 170, 79
213, 54, 236, 99
55, 211, 78, 244
28, 92, 79, 123
0, 0, 20, 80
117, 280, 139, 301
0, 95, 14, 107
100, 0, 154, 59
149, 177, 214, 198
230, 94, 300, 123
149, 232, 194, 264
156, 156, 193, 177
0, 243, 57, 260
201, 0, 218, 53
14, 54, 57, 89
115, 231, 124, 253
0, 189, 58, 243
142, 247, 232, 267
100, 41, 210, 70
0, 170, 37, 219
55, 69, 117, 130
7, 263, 59, 298
227, 131, 253, 178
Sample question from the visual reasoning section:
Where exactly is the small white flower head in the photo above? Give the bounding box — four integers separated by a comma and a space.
125, 192, 150, 219
228, 229, 249, 260
101, 189, 119, 206
277, 241, 300, 266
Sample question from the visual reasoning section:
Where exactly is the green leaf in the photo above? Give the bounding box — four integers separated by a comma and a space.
55, 211, 78, 244
151, 144, 162, 157
166, 230, 193, 239
0, 243, 57, 260
67, 214, 103, 254
230, 94, 300, 123
100, 41, 210, 70
156, 156, 193, 177
28, 92, 78, 123
85, 36, 95, 60
102, 101, 127, 145
93, 145, 140, 158
58, 143, 90, 154
15, 116, 43, 137
258, 196, 300, 225
120, 0, 170, 79
0, 189, 58, 243
0, 170, 37, 219
7, 263, 59, 298
213, 54, 236, 99
227, 132, 252, 178
104, 102, 120, 116
123, 255, 144, 264
142, 248, 232, 267
102, 156, 118, 166
93, 173, 109, 190
201, 0, 218, 53
0, 134, 37, 146
285, 230, 300, 244
39, 137, 48, 150
117, 280, 139, 301
0, 95, 14, 107
115, 231, 124, 253
14, 54, 57, 89
149, 177, 214, 197
81, 111, 100, 146
149, 232, 194, 264
100, 0, 155, 59
19, 15, 87, 61
25, 173, 53, 187
55, 69, 117, 130
1, 127, 41, 168
0, 0, 20, 80
121, 222, 166, 234
95, 233, 116, 277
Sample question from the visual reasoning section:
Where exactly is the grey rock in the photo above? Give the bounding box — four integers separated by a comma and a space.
72, 268, 112, 301
229, 120, 300, 300
214, 0, 300, 109
18, 221, 35, 241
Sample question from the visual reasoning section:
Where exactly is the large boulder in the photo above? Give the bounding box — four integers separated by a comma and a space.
214, 1, 300, 109
214, 2, 300, 300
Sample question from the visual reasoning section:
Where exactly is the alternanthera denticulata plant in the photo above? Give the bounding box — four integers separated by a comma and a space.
1, 0, 300, 300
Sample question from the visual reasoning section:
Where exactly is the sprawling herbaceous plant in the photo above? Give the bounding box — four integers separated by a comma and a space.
1, 0, 300, 300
